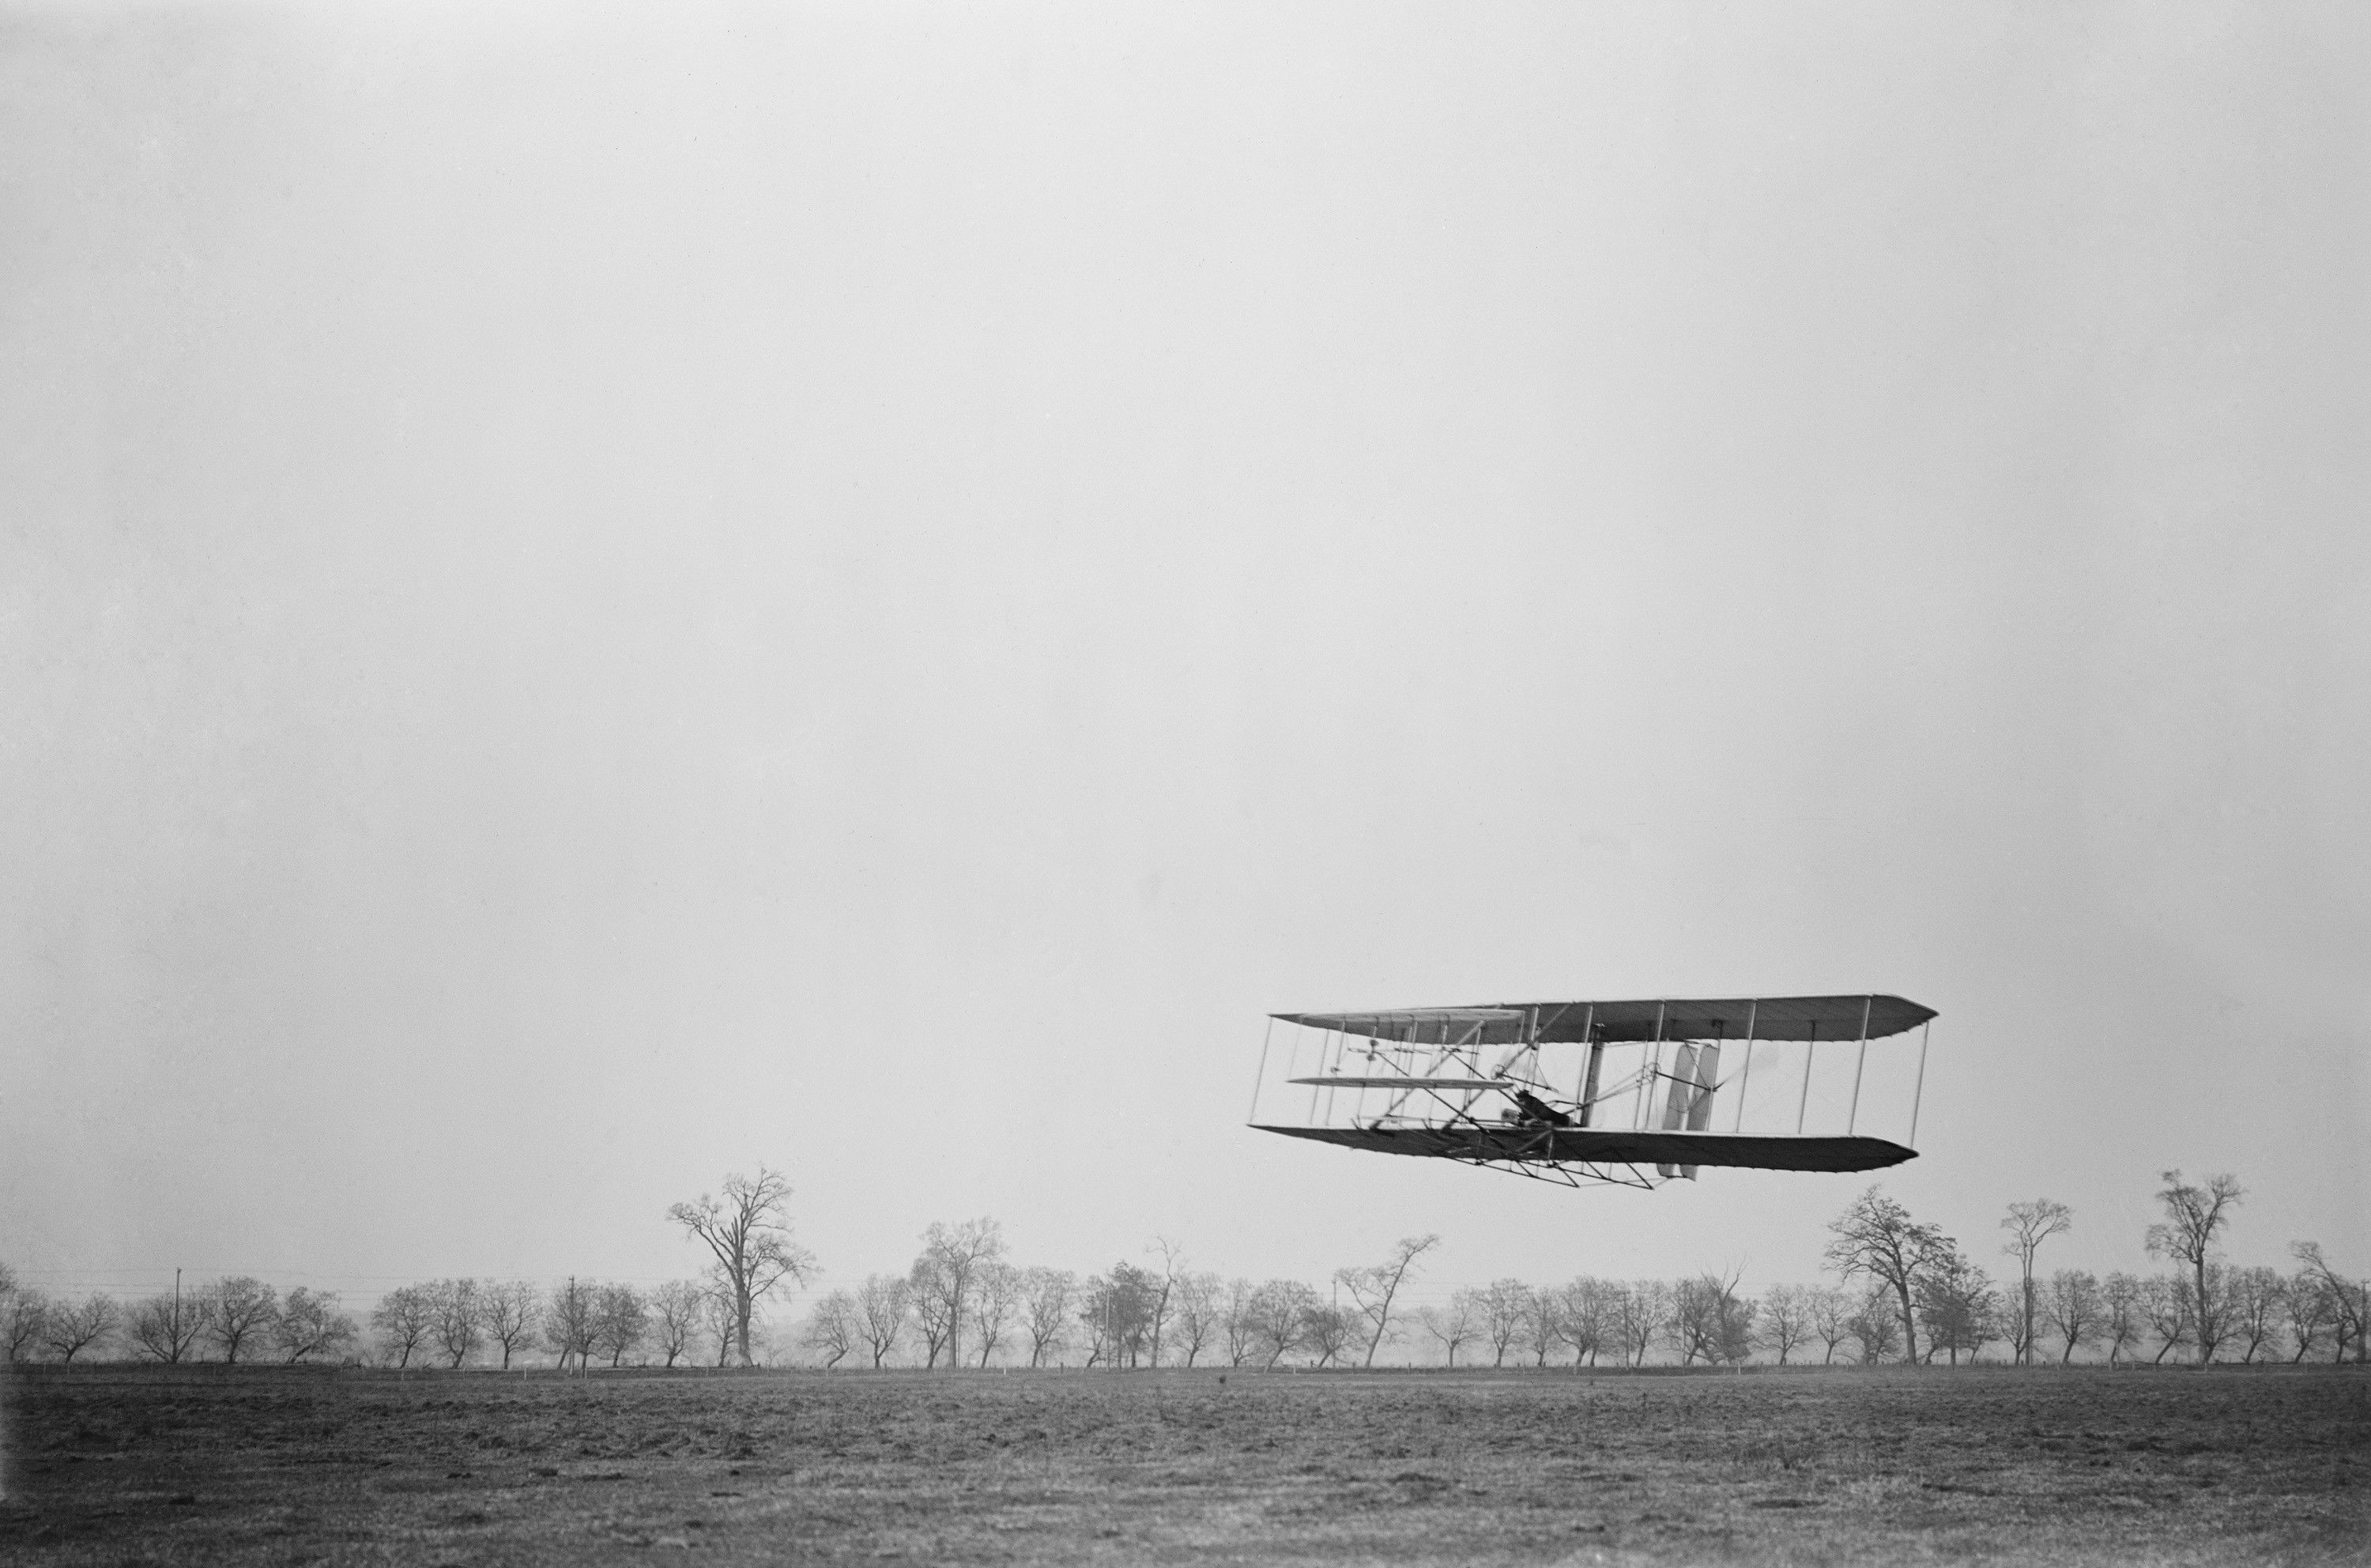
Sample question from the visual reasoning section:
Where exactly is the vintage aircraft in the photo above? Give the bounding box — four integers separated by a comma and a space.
1249, 994, 1936, 1190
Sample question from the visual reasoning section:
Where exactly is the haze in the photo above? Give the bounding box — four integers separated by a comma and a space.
4, 2, 2365, 1329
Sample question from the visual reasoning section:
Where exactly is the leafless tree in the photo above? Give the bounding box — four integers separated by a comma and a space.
372, 1285, 437, 1368
1824, 1186, 1951, 1366
2140, 1274, 2194, 1365
480, 1280, 542, 1370
2145, 1169, 2242, 1366
699, 1280, 740, 1366
2226, 1266, 2284, 1363
1917, 1250, 2003, 1366
43, 1292, 119, 1363
4, 1286, 49, 1362
205, 1277, 279, 1363
2279, 1265, 2337, 1363
1219, 1277, 1260, 1368
802, 1290, 860, 1369
2101, 1272, 2145, 1364
594, 1283, 648, 1366
1521, 1283, 1563, 1366
1555, 1277, 1615, 1367
545, 1278, 600, 1371
667, 1167, 818, 1366
1020, 1268, 1073, 1368
650, 1280, 706, 1367
1615, 1281, 1668, 1366
856, 1273, 912, 1369
2042, 1269, 2102, 1364
1999, 1198, 2074, 1366
910, 1264, 956, 1366
1302, 1302, 1357, 1366
1145, 1238, 1186, 1366
908, 1217, 1005, 1369
1480, 1279, 1531, 1367
1915, 1242, 2003, 1364
128, 1288, 213, 1363
1168, 1272, 1223, 1367
1246, 1279, 1317, 1367
430, 1279, 484, 1367
1668, 1272, 1755, 1366
1419, 1288, 1482, 1366
2289, 1242, 2366, 1363
1334, 1234, 1442, 1368
973, 1261, 1024, 1366
1847, 1284, 1901, 1363
1758, 1283, 1810, 1366
272, 1287, 356, 1363
1807, 1285, 1856, 1364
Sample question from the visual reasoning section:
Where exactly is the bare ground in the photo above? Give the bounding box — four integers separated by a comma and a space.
2, 1363, 2364, 1566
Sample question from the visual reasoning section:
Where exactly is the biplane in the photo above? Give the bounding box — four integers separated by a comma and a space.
1248, 995, 1936, 1190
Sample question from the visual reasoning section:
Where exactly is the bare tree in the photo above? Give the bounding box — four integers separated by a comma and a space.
1915, 1244, 2002, 1365
2042, 1269, 2102, 1364
1668, 1272, 1755, 1366
855, 1273, 912, 1369
1020, 1268, 1073, 1368
1246, 1279, 1317, 1367
273, 1287, 356, 1363
2279, 1265, 2337, 1363
1824, 1186, 1950, 1366
1758, 1283, 1810, 1366
2101, 1272, 2145, 1364
2289, 1242, 2366, 1363
1145, 1238, 1186, 1367
1521, 1284, 1563, 1366
1220, 1277, 1260, 1368
1807, 1285, 1856, 1364
699, 1281, 740, 1366
1615, 1282, 1668, 1366
129, 1287, 213, 1363
4, 1286, 49, 1363
2145, 1170, 2242, 1366
2226, 1266, 2284, 1363
430, 1279, 483, 1367
973, 1261, 1023, 1366
667, 1167, 818, 1366
43, 1292, 119, 1363
205, 1277, 279, 1364
1420, 1289, 1482, 1366
650, 1280, 706, 1367
1169, 1272, 1223, 1368
909, 1218, 1005, 1369
372, 1286, 436, 1368
545, 1278, 600, 1371
1847, 1284, 1901, 1363
2140, 1274, 2194, 1365
480, 1280, 542, 1370
593, 1283, 648, 1366
1302, 1302, 1357, 1366
803, 1290, 860, 1369
1554, 1277, 1615, 1367
1999, 1198, 2073, 1366
1334, 1234, 1442, 1368
1480, 1279, 1531, 1367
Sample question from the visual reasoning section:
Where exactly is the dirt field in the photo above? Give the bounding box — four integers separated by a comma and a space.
2, 1364, 2364, 1566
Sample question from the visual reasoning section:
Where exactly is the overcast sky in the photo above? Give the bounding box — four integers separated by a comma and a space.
4, 2, 2365, 1325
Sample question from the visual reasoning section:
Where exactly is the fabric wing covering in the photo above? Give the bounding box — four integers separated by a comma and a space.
1272, 994, 1934, 1048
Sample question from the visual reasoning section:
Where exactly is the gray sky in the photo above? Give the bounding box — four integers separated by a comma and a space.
5, 2, 2365, 1318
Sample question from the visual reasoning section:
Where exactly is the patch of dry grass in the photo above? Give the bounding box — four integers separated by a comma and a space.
2, 1363, 2364, 1565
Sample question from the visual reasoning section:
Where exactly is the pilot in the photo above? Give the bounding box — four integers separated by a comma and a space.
1509, 1089, 1574, 1129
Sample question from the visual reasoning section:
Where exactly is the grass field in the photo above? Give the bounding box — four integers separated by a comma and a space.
2, 1363, 2365, 1566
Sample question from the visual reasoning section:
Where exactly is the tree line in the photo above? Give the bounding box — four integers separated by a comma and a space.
6, 1166, 2361, 1370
